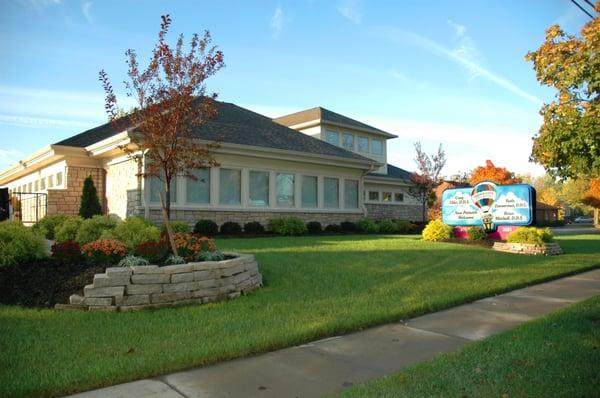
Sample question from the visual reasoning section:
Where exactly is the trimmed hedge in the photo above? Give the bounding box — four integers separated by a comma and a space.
220, 221, 242, 235
306, 221, 323, 234
243, 221, 265, 234
194, 219, 218, 236
268, 217, 307, 236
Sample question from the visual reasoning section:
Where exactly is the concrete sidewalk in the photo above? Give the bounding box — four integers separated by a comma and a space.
67, 268, 600, 398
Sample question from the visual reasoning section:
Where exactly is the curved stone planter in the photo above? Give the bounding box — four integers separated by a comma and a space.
55, 252, 262, 312
492, 242, 563, 256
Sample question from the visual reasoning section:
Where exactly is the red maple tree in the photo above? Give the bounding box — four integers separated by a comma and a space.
469, 160, 521, 185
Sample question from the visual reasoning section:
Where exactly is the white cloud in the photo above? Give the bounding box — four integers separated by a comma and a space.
447, 20, 466, 38
270, 6, 284, 38
0, 114, 95, 129
337, 0, 362, 24
375, 26, 543, 105
82, 1, 93, 23
19, 0, 62, 10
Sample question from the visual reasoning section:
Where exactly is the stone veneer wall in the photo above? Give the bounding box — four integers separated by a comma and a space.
56, 252, 262, 312
148, 209, 364, 228
492, 242, 563, 256
365, 203, 424, 222
47, 166, 106, 216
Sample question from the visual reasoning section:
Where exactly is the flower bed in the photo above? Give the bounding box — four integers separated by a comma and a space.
55, 252, 262, 311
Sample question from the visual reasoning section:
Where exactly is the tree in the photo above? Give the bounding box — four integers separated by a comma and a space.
408, 142, 446, 222
79, 176, 102, 219
99, 15, 225, 221
582, 179, 600, 208
469, 160, 521, 185
525, 3, 600, 179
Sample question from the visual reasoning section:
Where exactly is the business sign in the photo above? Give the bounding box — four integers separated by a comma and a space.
441, 182, 535, 231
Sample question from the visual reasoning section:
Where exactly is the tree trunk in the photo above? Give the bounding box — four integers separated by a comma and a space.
159, 192, 178, 257
164, 180, 171, 220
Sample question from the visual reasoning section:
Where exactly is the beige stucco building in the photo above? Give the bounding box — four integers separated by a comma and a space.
0, 102, 422, 227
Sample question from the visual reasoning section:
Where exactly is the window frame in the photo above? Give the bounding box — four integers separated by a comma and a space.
248, 170, 270, 207
219, 168, 242, 206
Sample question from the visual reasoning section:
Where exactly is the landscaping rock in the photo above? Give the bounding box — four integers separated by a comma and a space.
105, 267, 132, 276
69, 294, 84, 305
83, 297, 113, 306
126, 284, 163, 295
162, 281, 200, 293
93, 274, 131, 287
162, 264, 193, 274
131, 274, 170, 284
131, 265, 161, 274
83, 285, 125, 298
171, 272, 194, 283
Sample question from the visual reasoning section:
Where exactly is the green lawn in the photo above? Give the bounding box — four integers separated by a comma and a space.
337, 295, 600, 398
0, 234, 598, 397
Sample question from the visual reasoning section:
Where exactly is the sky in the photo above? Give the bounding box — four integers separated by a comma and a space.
0, 0, 593, 177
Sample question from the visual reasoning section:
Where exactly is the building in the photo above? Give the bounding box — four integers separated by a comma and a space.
535, 201, 560, 225
0, 102, 422, 226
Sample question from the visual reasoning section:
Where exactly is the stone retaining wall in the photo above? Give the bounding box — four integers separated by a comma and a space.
56, 252, 262, 312
492, 242, 563, 256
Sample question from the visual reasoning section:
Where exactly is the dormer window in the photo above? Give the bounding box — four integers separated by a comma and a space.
324, 130, 339, 146
358, 136, 369, 153
342, 133, 354, 150
371, 139, 383, 155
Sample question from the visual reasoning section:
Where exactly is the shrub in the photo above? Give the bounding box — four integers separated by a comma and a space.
394, 220, 412, 234
51, 240, 82, 265
356, 218, 380, 234
134, 240, 170, 264
467, 226, 487, 241
162, 220, 191, 234
377, 219, 398, 234
244, 221, 265, 234
164, 254, 186, 265
54, 216, 84, 242
324, 224, 343, 233
268, 217, 307, 235
79, 175, 102, 219
196, 250, 226, 262
507, 227, 554, 246
33, 215, 69, 240
0, 221, 47, 267
81, 239, 127, 265
306, 221, 323, 234
422, 219, 453, 242
193, 219, 218, 236
103, 216, 160, 252
220, 221, 242, 235
76, 215, 120, 246
172, 233, 217, 260
118, 255, 149, 267
340, 221, 356, 232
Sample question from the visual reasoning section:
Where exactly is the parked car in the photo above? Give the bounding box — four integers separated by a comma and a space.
573, 216, 594, 223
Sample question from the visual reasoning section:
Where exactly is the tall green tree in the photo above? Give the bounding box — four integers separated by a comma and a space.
79, 176, 102, 219
525, 3, 600, 179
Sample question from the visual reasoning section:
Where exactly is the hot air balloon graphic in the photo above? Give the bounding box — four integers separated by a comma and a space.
471, 182, 497, 231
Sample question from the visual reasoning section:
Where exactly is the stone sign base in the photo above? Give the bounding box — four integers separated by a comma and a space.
492, 242, 563, 256
55, 252, 262, 312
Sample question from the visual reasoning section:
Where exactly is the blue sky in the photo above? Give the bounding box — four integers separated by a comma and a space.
0, 0, 592, 176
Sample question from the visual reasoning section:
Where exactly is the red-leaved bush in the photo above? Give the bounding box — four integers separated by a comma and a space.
51, 240, 82, 265
82, 239, 127, 265
134, 240, 170, 264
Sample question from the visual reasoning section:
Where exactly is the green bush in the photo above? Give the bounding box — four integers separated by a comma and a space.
79, 175, 102, 219
164, 254, 186, 265
0, 221, 48, 267
194, 219, 218, 236
306, 221, 323, 234
196, 250, 226, 262
54, 216, 84, 242
268, 217, 307, 236
32, 215, 69, 240
76, 215, 120, 246
377, 219, 398, 234
220, 221, 242, 235
324, 224, 343, 233
340, 221, 356, 232
507, 227, 554, 246
356, 218, 380, 234
394, 220, 412, 233
243, 221, 265, 234
103, 216, 160, 252
162, 220, 191, 234
117, 255, 150, 267
467, 226, 488, 241
422, 219, 453, 241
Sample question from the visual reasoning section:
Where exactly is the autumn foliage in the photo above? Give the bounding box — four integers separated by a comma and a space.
582, 179, 600, 208
469, 160, 522, 186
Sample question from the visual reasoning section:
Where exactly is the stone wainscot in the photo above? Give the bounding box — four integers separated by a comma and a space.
56, 252, 262, 312
492, 242, 563, 256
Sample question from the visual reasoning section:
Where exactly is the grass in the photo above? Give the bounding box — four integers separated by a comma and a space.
337, 295, 600, 398
0, 234, 598, 397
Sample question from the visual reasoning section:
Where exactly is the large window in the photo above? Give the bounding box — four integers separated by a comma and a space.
342, 133, 354, 150
186, 169, 210, 204
40, 178, 46, 190
301, 176, 318, 208
276, 173, 295, 207
368, 191, 379, 201
358, 136, 369, 153
382, 192, 392, 202
324, 130, 339, 146
56, 172, 63, 186
394, 192, 404, 202
324, 177, 339, 208
249, 170, 269, 206
150, 175, 177, 203
219, 168, 241, 205
344, 179, 359, 208
371, 139, 383, 155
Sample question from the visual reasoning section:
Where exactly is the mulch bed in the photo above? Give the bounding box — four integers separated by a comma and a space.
0, 260, 105, 308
